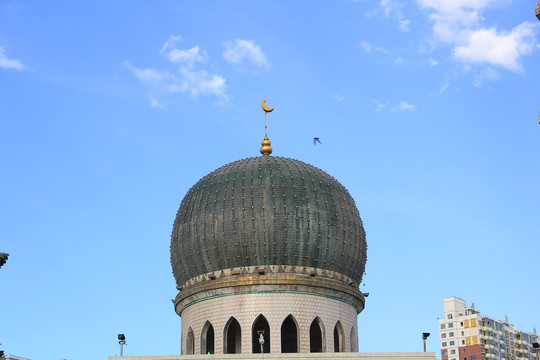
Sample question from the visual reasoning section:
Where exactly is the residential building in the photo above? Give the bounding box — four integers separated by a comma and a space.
439, 297, 539, 360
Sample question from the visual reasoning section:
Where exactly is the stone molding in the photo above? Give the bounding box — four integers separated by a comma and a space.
174, 271, 365, 316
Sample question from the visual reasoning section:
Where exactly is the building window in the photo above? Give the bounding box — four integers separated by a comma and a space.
443, 350, 448, 355
281, 315, 299, 353
449, 323, 454, 328
449, 332, 454, 337
442, 333, 447, 338
200, 321, 215, 354
451, 350, 456, 354
441, 324, 446, 329
450, 341, 455, 346
310, 317, 325, 353
448, 314, 453, 319
224, 317, 242, 354
252, 314, 270, 354
442, 342, 447, 347
333, 321, 345, 353
461, 331, 465, 336
462, 340, 465, 345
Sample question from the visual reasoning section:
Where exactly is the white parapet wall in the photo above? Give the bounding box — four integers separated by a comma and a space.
108, 352, 439, 360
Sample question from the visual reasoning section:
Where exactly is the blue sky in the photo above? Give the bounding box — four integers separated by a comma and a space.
1, 1, 539, 359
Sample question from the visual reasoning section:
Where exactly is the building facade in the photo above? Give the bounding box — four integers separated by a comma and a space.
439, 297, 539, 360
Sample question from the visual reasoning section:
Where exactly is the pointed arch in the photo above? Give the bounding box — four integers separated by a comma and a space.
201, 321, 215, 354
186, 327, 195, 355
224, 317, 242, 354
281, 314, 299, 353
350, 326, 358, 352
252, 314, 270, 354
310, 316, 326, 352
333, 321, 345, 352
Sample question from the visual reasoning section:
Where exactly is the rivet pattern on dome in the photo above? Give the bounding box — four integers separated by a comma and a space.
170, 156, 367, 286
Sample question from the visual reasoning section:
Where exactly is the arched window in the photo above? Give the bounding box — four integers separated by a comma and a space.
350, 326, 358, 352
224, 317, 241, 354
252, 314, 270, 354
281, 315, 299, 353
186, 327, 195, 355
310, 317, 326, 352
334, 321, 344, 352
201, 321, 215, 354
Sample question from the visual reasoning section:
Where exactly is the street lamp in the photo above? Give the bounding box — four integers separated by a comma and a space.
118, 334, 126, 356
422, 333, 431, 352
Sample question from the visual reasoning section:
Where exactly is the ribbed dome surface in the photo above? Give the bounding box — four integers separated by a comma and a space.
170, 156, 367, 286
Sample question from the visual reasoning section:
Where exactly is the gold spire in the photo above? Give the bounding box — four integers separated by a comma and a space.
260, 136, 272, 155
260, 100, 274, 155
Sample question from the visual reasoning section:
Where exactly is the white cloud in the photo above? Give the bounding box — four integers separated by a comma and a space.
123, 61, 182, 92
167, 45, 208, 67
223, 39, 270, 69
367, 0, 411, 32
179, 67, 226, 96
417, 0, 539, 73
373, 99, 415, 112
123, 61, 226, 106
394, 56, 405, 64
359, 41, 388, 53
453, 23, 537, 72
439, 81, 449, 94
429, 58, 438, 66
396, 101, 416, 111
0, 47, 24, 70
399, 19, 411, 32
333, 94, 345, 101
125, 36, 228, 107
161, 35, 182, 54
149, 96, 166, 109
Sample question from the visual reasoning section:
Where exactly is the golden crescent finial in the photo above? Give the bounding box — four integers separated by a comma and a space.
260, 100, 273, 155
262, 100, 274, 112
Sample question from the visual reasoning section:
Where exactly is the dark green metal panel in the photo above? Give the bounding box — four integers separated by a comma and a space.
170, 156, 367, 285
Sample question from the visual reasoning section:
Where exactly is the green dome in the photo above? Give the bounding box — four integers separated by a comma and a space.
170, 156, 367, 286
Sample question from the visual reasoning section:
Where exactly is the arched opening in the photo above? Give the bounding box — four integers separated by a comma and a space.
186, 327, 195, 355
201, 321, 215, 354
350, 326, 358, 352
224, 317, 242, 354
252, 314, 270, 354
310, 317, 325, 352
281, 315, 299, 353
334, 321, 344, 352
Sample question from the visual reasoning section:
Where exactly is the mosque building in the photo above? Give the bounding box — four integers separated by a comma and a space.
108, 102, 437, 360
171, 137, 367, 355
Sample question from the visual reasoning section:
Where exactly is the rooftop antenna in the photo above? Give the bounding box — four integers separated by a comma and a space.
471, 302, 475, 309
505, 315, 509, 323
260, 100, 274, 155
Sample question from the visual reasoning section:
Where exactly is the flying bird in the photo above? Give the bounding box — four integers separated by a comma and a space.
313, 137, 321, 145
